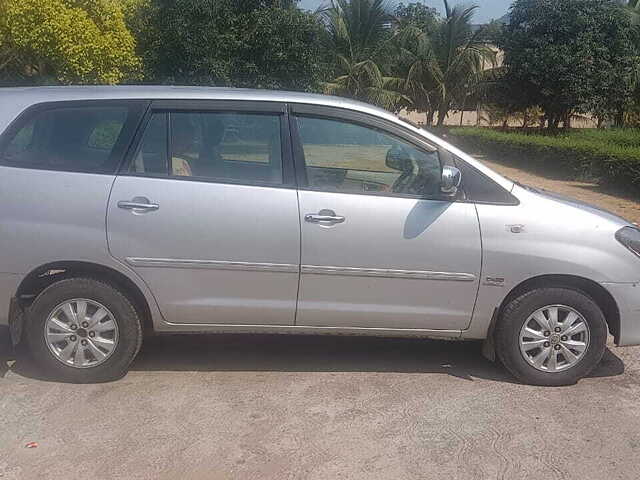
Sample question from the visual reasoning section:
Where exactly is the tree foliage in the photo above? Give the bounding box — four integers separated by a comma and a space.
500, 0, 639, 129
137, 0, 323, 91
619, 0, 640, 26
321, 0, 406, 109
3, 0, 638, 130
478, 19, 504, 44
392, 1, 495, 126
322, 0, 392, 63
0, 0, 141, 85
394, 2, 440, 36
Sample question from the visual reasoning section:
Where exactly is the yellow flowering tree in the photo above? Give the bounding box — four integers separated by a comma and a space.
0, 0, 141, 85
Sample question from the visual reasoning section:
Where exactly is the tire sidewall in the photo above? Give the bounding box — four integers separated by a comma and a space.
26, 278, 141, 383
497, 287, 607, 386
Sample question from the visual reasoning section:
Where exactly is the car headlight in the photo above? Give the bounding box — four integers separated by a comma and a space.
616, 226, 640, 258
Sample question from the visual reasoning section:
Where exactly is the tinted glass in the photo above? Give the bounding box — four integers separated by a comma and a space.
455, 157, 518, 204
1, 104, 141, 173
169, 112, 282, 184
296, 116, 441, 196
130, 113, 168, 175
87, 119, 125, 150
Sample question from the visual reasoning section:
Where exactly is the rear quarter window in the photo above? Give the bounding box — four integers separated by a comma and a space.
0, 101, 145, 174
87, 119, 126, 150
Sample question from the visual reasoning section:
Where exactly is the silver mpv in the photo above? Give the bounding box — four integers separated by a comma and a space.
1, 86, 639, 386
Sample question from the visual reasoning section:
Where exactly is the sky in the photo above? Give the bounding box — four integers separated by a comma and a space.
298, 0, 512, 23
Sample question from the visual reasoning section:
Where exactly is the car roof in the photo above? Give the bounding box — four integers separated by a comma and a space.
0, 85, 395, 119
0, 85, 514, 191
0, 85, 404, 142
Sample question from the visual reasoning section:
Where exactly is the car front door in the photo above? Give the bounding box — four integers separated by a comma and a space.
291, 105, 481, 331
107, 100, 300, 325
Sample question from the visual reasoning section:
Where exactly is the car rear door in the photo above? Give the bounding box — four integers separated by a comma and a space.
290, 105, 482, 331
107, 100, 300, 326
0, 100, 146, 274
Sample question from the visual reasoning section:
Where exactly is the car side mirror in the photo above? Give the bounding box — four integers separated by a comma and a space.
385, 146, 411, 172
441, 166, 462, 196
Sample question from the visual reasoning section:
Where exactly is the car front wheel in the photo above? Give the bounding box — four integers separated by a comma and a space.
25, 277, 142, 383
496, 287, 607, 386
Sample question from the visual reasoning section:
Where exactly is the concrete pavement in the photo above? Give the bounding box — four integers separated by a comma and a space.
1, 333, 639, 479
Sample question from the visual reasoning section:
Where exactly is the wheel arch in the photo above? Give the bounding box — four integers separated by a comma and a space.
14, 261, 154, 335
496, 274, 620, 343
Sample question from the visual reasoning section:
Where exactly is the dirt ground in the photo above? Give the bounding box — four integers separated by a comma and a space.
2, 153, 640, 480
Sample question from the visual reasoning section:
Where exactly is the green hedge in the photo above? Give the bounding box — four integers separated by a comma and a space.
448, 127, 640, 191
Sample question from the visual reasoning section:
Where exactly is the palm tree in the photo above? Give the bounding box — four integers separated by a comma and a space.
391, 26, 439, 123
321, 0, 406, 109
394, 1, 496, 126
323, 56, 407, 109
622, 0, 640, 25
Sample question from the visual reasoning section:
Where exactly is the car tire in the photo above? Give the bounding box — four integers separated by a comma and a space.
25, 277, 142, 383
496, 287, 607, 386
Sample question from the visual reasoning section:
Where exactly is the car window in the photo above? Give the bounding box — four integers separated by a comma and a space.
295, 116, 441, 196
454, 155, 518, 204
6, 122, 34, 155
130, 111, 283, 185
0, 104, 141, 174
87, 118, 126, 150
130, 113, 168, 175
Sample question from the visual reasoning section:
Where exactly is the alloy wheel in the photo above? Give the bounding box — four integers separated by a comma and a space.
44, 298, 119, 368
519, 304, 590, 373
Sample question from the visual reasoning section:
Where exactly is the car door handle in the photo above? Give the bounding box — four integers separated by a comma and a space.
117, 198, 159, 212
305, 211, 345, 224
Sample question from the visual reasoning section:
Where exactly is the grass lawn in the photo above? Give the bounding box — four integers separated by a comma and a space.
450, 127, 640, 156
218, 142, 394, 172
302, 144, 393, 172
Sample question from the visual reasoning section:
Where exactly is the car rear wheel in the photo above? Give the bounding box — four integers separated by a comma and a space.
25, 277, 142, 383
496, 287, 607, 386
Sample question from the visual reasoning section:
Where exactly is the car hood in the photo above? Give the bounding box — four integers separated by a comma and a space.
514, 183, 634, 227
